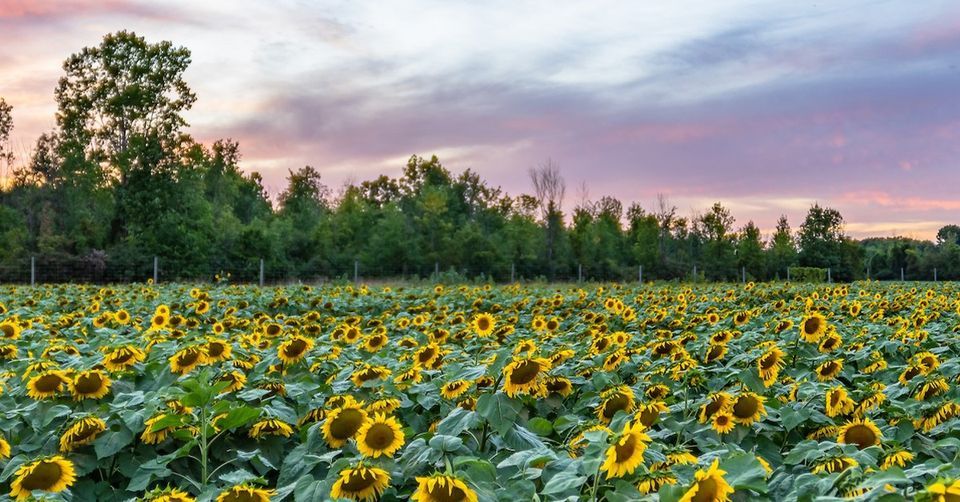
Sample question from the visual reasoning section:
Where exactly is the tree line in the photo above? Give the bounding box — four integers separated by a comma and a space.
0, 31, 957, 283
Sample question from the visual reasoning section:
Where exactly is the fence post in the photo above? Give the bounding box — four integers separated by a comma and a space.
510, 262, 515, 283
30, 256, 36, 286
741, 266, 746, 284
153, 256, 158, 284
259, 258, 264, 287
786, 268, 790, 281
578, 263, 583, 283
901, 267, 904, 281
934, 267, 938, 282
434, 261, 439, 277
827, 268, 832, 283
354, 259, 359, 285
638, 265, 643, 284
693, 265, 697, 282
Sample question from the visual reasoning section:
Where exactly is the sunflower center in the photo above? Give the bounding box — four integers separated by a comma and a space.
342, 470, 377, 492
111, 351, 134, 364
716, 415, 730, 426
218, 490, 263, 502
829, 392, 841, 407
208, 343, 225, 358
760, 353, 778, 370
330, 409, 364, 439
178, 351, 200, 367
614, 434, 638, 462
477, 318, 490, 331
364, 423, 396, 450
602, 395, 630, 420
509, 361, 541, 385
35, 374, 64, 392
427, 481, 468, 502
732, 397, 758, 419
0, 325, 14, 338
690, 476, 720, 502
803, 317, 821, 334
844, 424, 878, 449
71, 420, 101, 441
20, 461, 63, 491
283, 339, 307, 357
74, 374, 103, 394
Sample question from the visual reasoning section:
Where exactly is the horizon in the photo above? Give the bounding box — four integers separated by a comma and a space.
1, 0, 958, 240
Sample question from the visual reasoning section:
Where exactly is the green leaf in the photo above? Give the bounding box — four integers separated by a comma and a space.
720, 452, 768, 494
527, 417, 554, 437
541, 470, 586, 495
476, 392, 521, 437
94, 427, 134, 459
429, 434, 464, 453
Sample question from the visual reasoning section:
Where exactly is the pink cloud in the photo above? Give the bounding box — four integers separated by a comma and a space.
840, 191, 960, 211
0, 0, 126, 19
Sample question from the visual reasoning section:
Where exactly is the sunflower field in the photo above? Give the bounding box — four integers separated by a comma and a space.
1, 280, 960, 501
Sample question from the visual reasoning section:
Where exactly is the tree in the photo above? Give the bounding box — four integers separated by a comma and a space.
798, 204, 862, 280
55, 30, 195, 185
736, 221, 764, 279
529, 159, 566, 279
767, 215, 797, 279
696, 202, 736, 280
0, 98, 13, 173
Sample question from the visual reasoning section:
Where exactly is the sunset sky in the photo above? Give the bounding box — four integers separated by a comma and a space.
1, 0, 958, 239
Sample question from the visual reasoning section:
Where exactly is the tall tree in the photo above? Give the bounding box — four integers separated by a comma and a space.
767, 215, 797, 279
529, 159, 566, 279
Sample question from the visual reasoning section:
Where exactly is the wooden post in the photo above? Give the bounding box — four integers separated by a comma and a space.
153, 256, 158, 284
510, 262, 515, 283
30, 256, 36, 286
827, 268, 832, 283
354, 259, 359, 285
901, 267, 904, 281
259, 259, 264, 287
638, 265, 642, 284
578, 263, 582, 283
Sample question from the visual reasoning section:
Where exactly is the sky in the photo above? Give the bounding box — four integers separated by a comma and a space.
1, 0, 958, 240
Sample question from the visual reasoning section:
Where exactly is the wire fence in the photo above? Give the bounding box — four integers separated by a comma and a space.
0, 256, 952, 286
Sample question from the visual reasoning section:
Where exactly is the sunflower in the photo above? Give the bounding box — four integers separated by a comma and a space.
825, 386, 855, 417
205, 339, 232, 362
351, 365, 392, 387
600, 420, 651, 478
699, 392, 732, 423
363, 333, 388, 352
103, 345, 146, 371
597, 385, 636, 423
799, 313, 828, 343
812, 456, 857, 474
140, 486, 196, 502
635, 401, 669, 427
637, 468, 678, 495
815, 359, 843, 381
69, 369, 111, 400
26, 370, 67, 400
9, 455, 77, 500
215, 484, 274, 502
411, 474, 479, 502
330, 464, 392, 501
414, 344, 441, 368
837, 417, 882, 450
757, 347, 784, 387
169, 346, 207, 375
356, 413, 405, 458
141, 414, 176, 444
218, 370, 247, 392
881, 450, 914, 469
472, 313, 496, 336
249, 418, 294, 439
59, 416, 107, 452
502, 357, 551, 397
712, 411, 736, 434
0, 321, 21, 340
323, 405, 368, 448
278, 335, 314, 364
440, 380, 472, 400
544, 376, 574, 397
677, 459, 734, 502
730, 392, 766, 425
0, 434, 10, 459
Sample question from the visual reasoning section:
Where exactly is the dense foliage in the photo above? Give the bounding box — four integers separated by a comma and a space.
2, 280, 960, 501
0, 32, 957, 284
